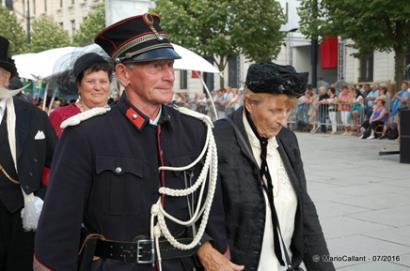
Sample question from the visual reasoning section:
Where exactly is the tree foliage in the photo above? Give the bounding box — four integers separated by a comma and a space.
31, 16, 72, 52
0, 5, 27, 54
73, 3, 105, 46
153, 0, 285, 86
298, 0, 410, 85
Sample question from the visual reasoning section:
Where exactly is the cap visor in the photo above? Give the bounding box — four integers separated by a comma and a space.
123, 47, 181, 63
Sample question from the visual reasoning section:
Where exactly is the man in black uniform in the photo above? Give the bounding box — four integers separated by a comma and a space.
0, 35, 57, 271
34, 13, 229, 271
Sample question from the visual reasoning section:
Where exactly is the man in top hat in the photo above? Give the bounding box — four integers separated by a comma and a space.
0, 35, 57, 271
34, 13, 234, 271
204, 62, 335, 270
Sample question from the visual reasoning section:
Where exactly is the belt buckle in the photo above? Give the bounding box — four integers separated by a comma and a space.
136, 239, 155, 264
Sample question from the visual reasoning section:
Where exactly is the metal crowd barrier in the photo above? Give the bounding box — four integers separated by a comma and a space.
288, 102, 366, 134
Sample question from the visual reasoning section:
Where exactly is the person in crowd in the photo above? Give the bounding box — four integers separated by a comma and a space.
318, 86, 330, 133
48, 53, 113, 137
308, 88, 319, 133
378, 86, 391, 112
0, 35, 57, 271
296, 87, 314, 131
364, 83, 379, 120
34, 13, 230, 271
326, 87, 338, 134
203, 62, 334, 271
391, 81, 410, 138
214, 88, 228, 119
351, 87, 364, 136
360, 97, 388, 139
338, 85, 353, 135
50, 98, 61, 113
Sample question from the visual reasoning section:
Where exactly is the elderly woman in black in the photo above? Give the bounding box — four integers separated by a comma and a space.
198, 63, 334, 271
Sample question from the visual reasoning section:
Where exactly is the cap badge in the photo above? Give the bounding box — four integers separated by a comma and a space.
143, 13, 162, 40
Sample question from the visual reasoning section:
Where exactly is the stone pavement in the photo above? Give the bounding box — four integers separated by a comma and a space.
296, 132, 410, 271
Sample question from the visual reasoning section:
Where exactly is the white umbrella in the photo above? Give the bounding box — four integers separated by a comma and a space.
172, 43, 218, 74
13, 43, 220, 117
13, 43, 219, 79
12, 53, 40, 80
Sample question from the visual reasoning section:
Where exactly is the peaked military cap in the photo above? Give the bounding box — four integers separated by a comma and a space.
94, 13, 180, 63
245, 62, 308, 97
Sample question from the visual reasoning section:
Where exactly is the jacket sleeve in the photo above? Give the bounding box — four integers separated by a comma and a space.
43, 111, 58, 186
199, 124, 228, 253
34, 126, 93, 271
291, 135, 335, 271
202, 170, 228, 253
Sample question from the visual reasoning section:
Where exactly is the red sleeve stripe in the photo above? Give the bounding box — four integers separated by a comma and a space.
41, 167, 51, 186
33, 255, 53, 271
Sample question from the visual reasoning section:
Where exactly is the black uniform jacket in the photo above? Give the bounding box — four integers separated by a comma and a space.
14, 97, 57, 198
34, 96, 226, 271
213, 107, 335, 271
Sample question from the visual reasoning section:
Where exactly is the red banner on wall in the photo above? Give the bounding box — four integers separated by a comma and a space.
191, 71, 201, 78
320, 36, 338, 69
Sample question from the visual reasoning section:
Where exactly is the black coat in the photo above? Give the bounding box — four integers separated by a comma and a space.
35, 96, 226, 271
14, 97, 57, 198
213, 107, 335, 271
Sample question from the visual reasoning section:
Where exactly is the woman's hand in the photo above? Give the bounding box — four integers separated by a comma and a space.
197, 242, 245, 271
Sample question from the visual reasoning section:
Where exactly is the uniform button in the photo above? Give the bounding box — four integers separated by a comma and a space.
24, 185, 30, 190
28, 172, 33, 177
115, 167, 122, 174
132, 114, 138, 120
33, 158, 38, 163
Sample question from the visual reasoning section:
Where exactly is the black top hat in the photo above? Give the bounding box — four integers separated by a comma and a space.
0, 35, 17, 77
94, 13, 180, 64
245, 62, 308, 97
73, 52, 111, 82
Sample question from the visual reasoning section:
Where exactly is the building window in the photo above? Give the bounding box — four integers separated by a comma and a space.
203, 56, 214, 92
60, 0, 63, 8
71, 0, 74, 5
33, 0, 36, 15
71, 19, 76, 34
285, 2, 289, 23
228, 55, 240, 88
359, 53, 374, 82
179, 70, 187, 89
44, 0, 47, 12
5, 0, 14, 10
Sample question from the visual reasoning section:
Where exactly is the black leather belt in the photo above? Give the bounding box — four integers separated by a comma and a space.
94, 237, 197, 264
78, 234, 199, 271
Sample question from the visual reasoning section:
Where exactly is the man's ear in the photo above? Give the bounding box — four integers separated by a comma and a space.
115, 63, 131, 87
0, 69, 11, 88
244, 97, 254, 114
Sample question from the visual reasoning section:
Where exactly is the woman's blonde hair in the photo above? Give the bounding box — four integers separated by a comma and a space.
244, 89, 297, 108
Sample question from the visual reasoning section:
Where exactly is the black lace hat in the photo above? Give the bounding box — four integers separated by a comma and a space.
72, 52, 111, 82
0, 35, 17, 77
94, 13, 180, 64
245, 62, 308, 97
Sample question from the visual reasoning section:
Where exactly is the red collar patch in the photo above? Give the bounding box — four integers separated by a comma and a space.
126, 107, 146, 129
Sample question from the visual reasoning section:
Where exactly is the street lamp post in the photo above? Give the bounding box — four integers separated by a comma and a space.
26, 0, 31, 45
311, 38, 318, 88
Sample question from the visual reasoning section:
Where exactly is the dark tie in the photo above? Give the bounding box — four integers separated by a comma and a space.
245, 110, 285, 266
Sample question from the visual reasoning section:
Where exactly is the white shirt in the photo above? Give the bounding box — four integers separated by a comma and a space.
243, 113, 298, 271
0, 99, 6, 125
149, 106, 162, 126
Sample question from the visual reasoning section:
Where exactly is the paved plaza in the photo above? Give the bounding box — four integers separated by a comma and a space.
297, 132, 410, 270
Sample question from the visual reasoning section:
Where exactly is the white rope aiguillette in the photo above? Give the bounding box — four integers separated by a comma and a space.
150, 107, 218, 271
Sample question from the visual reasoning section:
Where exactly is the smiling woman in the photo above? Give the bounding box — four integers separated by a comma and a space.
48, 53, 113, 137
